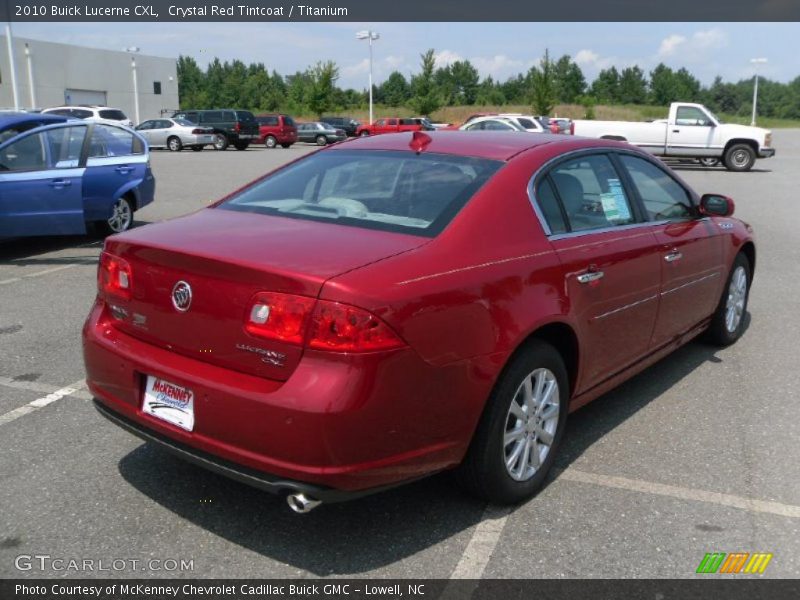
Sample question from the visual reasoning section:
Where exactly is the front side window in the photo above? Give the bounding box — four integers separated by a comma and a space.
137, 120, 155, 130
220, 150, 502, 236
675, 106, 712, 127
547, 154, 635, 232
0, 131, 48, 171
619, 155, 693, 220
46, 125, 88, 168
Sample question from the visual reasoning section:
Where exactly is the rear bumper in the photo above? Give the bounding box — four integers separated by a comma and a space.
83, 300, 492, 494
93, 399, 405, 503
759, 148, 776, 158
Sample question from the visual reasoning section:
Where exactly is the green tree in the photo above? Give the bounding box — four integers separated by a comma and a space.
449, 60, 480, 104
553, 55, 586, 103
409, 49, 442, 116
176, 55, 207, 108
529, 49, 556, 115
618, 66, 648, 104
649, 63, 676, 105
380, 71, 411, 107
591, 67, 620, 103
307, 61, 340, 118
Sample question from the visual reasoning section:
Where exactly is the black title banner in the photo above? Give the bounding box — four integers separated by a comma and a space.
2, 0, 800, 22
3, 579, 800, 600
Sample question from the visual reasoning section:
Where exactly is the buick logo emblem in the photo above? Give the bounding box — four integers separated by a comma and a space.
171, 281, 192, 312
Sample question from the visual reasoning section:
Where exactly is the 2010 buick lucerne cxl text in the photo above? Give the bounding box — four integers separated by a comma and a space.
83, 131, 755, 513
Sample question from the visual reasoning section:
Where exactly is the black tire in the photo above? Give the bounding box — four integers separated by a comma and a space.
167, 136, 183, 152
97, 196, 134, 236
359, 131, 370, 137
699, 157, 720, 167
234, 142, 249, 151
213, 134, 229, 151
315, 135, 328, 146
723, 144, 756, 172
191, 145, 204, 152
456, 341, 569, 504
705, 253, 751, 346
280, 143, 292, 149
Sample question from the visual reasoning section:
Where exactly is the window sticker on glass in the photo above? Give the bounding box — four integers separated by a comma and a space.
604, 179, 632, 222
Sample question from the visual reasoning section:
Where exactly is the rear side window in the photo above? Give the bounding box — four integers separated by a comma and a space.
619, 155, 693, 220
517, 118, 536, 129
258, 116, 279, 126
547, 154, 635, 232
534, 178, 568, 234
201, 111, 223, 123
220, 150, 502, 236
98, 109, 127, 121
283, 116, 295, 127
87, 124, 142, 157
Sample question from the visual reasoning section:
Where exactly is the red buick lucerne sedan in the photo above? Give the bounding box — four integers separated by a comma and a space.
84, 131, 755, 512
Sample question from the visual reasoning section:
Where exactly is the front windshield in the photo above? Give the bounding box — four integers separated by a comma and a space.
219, 150, 502, 236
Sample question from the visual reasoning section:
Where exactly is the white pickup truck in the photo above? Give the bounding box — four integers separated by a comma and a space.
572, 102, 775, 171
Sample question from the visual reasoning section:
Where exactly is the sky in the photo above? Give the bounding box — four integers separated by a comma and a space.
9, 22, 799, 89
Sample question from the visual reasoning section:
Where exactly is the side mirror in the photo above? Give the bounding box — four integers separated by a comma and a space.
700, 193, 735, 217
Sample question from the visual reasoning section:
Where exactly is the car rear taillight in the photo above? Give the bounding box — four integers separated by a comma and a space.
98, 252, 132, 300
308, 301, 404, 352
245, 292, 315, 345
570, 122, 575, 135
234, 122, 242, 133
191, 128, 205, 134
244, 293, 404, 352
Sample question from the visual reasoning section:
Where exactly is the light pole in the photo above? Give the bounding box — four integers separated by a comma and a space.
356, 30, 379, 125
5, 22, 20, 109
125, 46, 141, 125
24, 43, 36, 108
750, 58, 767, 127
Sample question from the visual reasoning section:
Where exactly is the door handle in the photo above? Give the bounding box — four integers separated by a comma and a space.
664, 251, 683, 262
115, 165, 132, 174
577, 270, 604, 284
672, 129, 680, 133
49, 179, 71, 188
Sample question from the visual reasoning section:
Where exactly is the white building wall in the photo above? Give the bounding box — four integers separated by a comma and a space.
0, 35, 179, 124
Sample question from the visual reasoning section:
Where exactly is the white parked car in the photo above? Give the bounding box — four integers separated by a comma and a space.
135, 118, 216, 151
42, 105, 134, 128
459, 116, 527, 132
497, 114, 548, 133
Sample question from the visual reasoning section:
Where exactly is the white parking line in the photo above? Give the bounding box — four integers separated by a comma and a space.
0, 375, 91, 399
450, 505, 512, 580
558, 468, 800, 519
446, 468, 800, 585
0, 379, 88, 426
0, 263, 81, 286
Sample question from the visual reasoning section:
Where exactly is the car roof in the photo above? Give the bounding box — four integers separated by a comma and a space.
328, 130, 636, 161
0, 113, 69, 127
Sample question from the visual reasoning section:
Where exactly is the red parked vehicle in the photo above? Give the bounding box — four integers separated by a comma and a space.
255, 114, 298, 148
355, 117, 432, 136
84, 131, 755, 512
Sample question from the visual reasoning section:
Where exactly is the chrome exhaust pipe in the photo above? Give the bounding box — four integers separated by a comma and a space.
286, 493, 322, 514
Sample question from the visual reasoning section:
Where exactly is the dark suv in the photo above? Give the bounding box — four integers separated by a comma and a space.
320, 116, 360, 137
171, 109, 259, 150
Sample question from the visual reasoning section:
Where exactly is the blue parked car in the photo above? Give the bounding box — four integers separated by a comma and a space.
0, 118, 155, 238
0, 112, 71, 143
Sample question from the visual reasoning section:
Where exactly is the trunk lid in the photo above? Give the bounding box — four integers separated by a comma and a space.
103, 208, 426, 380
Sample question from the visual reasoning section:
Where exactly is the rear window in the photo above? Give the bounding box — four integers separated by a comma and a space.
235, 110, 256, 122
219, 150, 502, 236
98, 109, 127, 121
283, 115, 296, 127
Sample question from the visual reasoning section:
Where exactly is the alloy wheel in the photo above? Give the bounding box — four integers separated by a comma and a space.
725, 265, 747, 333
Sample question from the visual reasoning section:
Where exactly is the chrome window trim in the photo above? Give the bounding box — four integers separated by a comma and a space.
526, 147, 700, 240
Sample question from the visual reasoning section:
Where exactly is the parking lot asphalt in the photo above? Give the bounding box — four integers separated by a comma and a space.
1, 135, 799, 579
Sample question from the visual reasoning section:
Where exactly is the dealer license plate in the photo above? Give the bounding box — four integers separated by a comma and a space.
142, 376, 195, 431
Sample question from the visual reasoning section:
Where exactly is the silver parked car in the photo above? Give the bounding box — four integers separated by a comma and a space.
297, 122, 347, 146
135, 118, 216, 151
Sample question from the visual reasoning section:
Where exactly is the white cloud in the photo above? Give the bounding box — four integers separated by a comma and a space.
434, 49, 463, 68
471, 54, 524, 78
574, 49, 616, 70
658, 34, 687, 57
341, 55, 409, 84
657, 28, 728, 58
